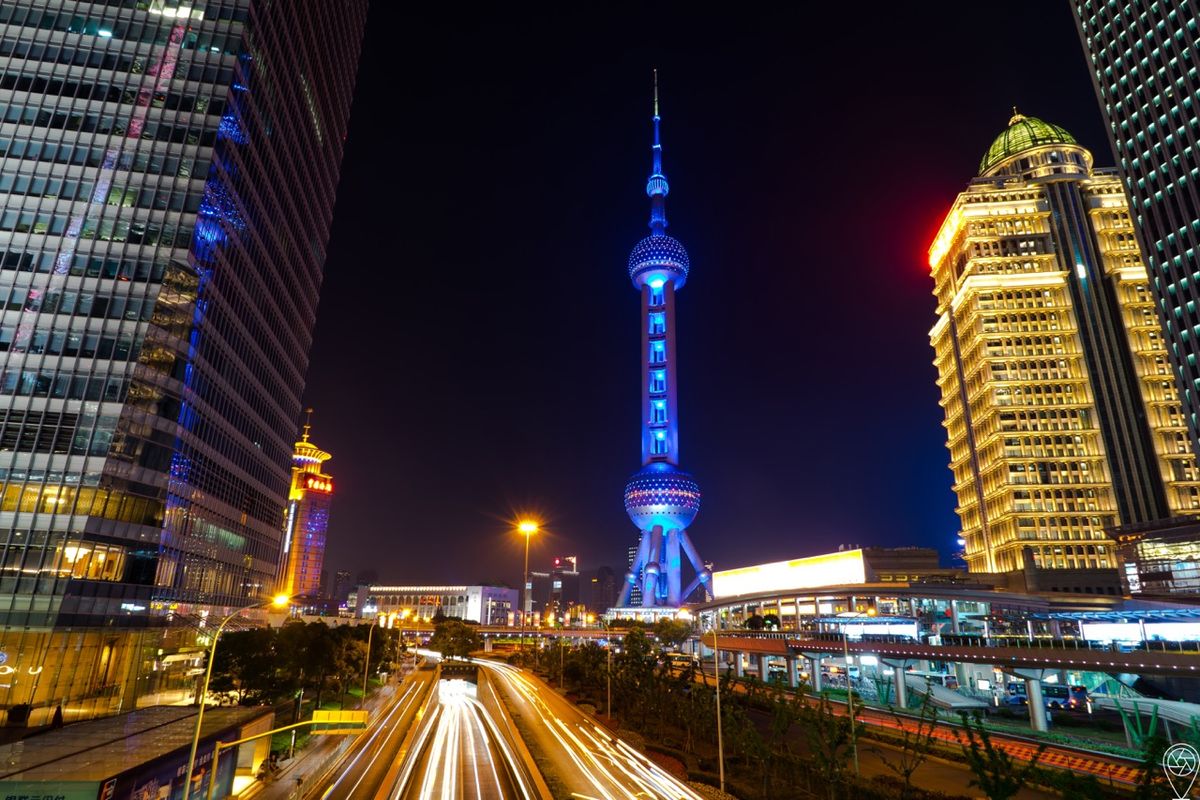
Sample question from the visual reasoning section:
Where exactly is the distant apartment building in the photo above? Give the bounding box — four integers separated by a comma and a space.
354, 584, 517, 626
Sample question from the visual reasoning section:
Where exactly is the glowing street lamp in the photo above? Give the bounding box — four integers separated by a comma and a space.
184, 594, 290, 798
517, 520, 538, 650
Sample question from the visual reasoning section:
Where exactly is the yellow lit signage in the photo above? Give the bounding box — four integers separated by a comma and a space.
711, 550, 867, 599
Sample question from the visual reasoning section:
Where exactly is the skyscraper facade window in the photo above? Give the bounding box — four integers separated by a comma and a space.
928, 113, 1200, 575
279, 415, 333, 603
1073, 3, 1200, 456
0, 0, 365, 723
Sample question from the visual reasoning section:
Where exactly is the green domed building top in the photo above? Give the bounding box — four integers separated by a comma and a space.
979, 111, 1078, 174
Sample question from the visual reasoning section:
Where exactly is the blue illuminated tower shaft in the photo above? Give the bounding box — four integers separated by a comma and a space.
619, 75, 710, 608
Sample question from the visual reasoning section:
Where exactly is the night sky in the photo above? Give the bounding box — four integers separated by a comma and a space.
302, 3, 1110, 588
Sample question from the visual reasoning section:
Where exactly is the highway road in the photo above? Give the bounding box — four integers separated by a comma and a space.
387, 677, 538, 800
478, 658, 708, 800
314, 666, 436, 800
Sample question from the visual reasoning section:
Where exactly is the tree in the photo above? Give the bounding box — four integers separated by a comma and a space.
1133, 735, 1174, 800
803, 693, 860, 800
958, 711, 1046, 800
208, 627, 277, 705
872, 692, 938, 800
429, 619, 482, 659
653, 618, 694, 650
762, 613, 780, 630
744, 614, 765, 630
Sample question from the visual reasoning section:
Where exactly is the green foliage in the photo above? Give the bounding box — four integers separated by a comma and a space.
957, 711, 1046, 800
872, 693, 938, 800
428, 619, 482, 660
744, 614, 765, 630
652, 617, 694, 649
1133, 735, 1173, 800
205, 620, 384, 709
803, 693, 861, 799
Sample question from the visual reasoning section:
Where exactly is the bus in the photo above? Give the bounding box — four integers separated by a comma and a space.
1005, 681, 1088, 709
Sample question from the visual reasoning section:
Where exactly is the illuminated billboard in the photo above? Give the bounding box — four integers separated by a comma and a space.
303, 475, 333, 494
711, 550, 868, 599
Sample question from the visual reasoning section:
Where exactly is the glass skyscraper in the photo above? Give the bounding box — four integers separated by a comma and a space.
928, 113, 1200, 576
1072, 3, 1200, 457
0, 0, 365, 723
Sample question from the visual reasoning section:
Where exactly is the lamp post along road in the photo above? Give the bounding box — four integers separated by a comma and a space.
711, 630, 725, 793
361, 619, 375, 707
184, 594, 289, 799
517, 520, 537, 652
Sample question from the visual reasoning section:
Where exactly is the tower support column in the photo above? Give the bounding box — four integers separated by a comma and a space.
666, 529, 682, 606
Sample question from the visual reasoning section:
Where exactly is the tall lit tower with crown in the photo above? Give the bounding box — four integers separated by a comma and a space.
279, 411, 335, 600
618, 75, 711, 609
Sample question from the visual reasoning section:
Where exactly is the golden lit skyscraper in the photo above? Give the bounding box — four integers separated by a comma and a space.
279, 414, 334, 599
928, 113, 1200, 574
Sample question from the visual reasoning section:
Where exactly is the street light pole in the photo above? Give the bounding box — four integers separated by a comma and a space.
517, 520, 537, 656
361, 620, 375, 708
711, 630, 725, 794
184, 594, 289, 800
606, 644, 612, 717
842, 620, 860, 777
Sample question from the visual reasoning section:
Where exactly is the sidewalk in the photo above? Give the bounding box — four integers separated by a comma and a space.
237, 683, 399, 800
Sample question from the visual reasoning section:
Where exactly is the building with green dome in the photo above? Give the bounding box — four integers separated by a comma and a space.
926, 112, 1200, 577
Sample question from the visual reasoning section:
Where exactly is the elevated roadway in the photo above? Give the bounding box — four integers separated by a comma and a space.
711, 632, 1200, 677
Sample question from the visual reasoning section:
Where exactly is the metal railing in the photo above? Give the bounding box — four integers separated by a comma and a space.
714, 629, 1200, 654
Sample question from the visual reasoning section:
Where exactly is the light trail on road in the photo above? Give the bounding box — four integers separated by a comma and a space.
319, 678, 426, 800
390, 678, 537, 800
477, 658, 707, 800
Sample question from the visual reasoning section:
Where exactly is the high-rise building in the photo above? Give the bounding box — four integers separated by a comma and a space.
1072, 3, 1200, 457
590, 565, 619, 613
928, 112, 1200, 575
618, 75, 710, 609
0, 1, 365, 723
331, 568, 352, 606
279, 415, 333, 602
625, 543, 641, 606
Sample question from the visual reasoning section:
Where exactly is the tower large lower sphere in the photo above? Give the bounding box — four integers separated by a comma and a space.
617, 76, 711, 609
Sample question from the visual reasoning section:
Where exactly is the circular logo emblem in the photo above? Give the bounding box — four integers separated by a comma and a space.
1162, 742, 1199, 799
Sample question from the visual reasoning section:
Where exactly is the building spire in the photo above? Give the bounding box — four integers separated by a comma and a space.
647, 69, 669, 234
301, 407, 313, 442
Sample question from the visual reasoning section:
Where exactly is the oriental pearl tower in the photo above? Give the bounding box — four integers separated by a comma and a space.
618, 74, 711, 609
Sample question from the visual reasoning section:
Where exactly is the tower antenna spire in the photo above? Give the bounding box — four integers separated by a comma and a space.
647, 70, 668, 234
302, 407, 313, 442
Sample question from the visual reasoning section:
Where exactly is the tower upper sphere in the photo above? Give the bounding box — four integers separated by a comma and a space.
629, 233, 690, 289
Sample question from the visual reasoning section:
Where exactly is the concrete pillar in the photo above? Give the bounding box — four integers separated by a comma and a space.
758, 655, 769, 682
809, 657, 822, 692
484, 638, 493, 652
787, 657, 799, 689
893, 667, 908, 708
734, 652, 744, 678
1024, 678, 1048, 732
